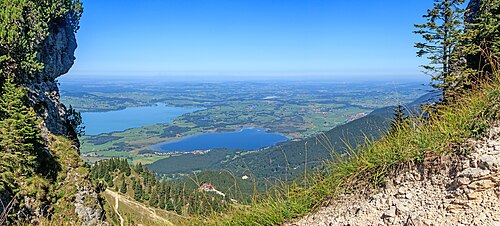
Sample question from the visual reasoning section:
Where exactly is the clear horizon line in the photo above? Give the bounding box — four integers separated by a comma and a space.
64, 71, 427, 78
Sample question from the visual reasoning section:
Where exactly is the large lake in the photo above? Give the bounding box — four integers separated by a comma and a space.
82, 103, 200, 135
152, 128, 288, 152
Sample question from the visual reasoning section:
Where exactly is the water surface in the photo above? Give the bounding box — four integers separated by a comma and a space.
82, 103, 200, 135
152, 128, 288, 152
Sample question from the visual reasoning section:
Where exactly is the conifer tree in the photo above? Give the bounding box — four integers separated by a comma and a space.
105, 173, 114, 187
466, 0, 500, 73
122, 159, 131, 176
390, 105, 407, 132
120, 175, 127, 194
143, 183, 150, 200
158, 192, 166, 209
135, 162, 144, 173
149, 188, 159, 207
477, 0, 500, 54
415, 0, 467, 102
0, 80, 43, 193
166, 198, 175, 211
134, 182, 143, 201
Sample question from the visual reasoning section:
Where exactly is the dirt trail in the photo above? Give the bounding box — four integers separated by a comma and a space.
105, 189, 174, 226
105, 190, 125, 226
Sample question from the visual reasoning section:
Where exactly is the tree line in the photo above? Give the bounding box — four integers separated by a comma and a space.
91, 158, 232, 216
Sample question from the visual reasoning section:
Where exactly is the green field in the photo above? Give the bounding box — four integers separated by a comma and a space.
60, 79, 425, 163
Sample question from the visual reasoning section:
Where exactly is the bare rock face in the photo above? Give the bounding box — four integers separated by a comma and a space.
288, 124, 500, 226
75, 186, 104, 225
38, 18, 78, 82
26, 17, 77, 137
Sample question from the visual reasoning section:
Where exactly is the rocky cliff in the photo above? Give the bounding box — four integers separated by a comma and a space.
30, 16, 104, 226
28, 17, 77, 138
0, 9, 104, 226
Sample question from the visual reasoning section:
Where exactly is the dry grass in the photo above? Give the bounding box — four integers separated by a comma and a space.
188, 72, 500, 225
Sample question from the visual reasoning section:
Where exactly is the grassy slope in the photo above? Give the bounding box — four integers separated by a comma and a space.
102, 189, 181, 226
189, 75, 499, 225
34, 135, 103, 225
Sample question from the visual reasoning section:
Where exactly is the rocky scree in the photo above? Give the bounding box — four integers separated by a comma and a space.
289, 124, 500, 226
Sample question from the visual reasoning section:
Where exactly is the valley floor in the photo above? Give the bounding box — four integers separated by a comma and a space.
288, 124, 500, 226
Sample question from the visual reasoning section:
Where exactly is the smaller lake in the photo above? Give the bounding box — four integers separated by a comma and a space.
152, 128, 288, 152
82, 103, 200, 135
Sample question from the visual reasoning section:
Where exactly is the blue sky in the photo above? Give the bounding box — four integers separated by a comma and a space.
67, 0, 435, 80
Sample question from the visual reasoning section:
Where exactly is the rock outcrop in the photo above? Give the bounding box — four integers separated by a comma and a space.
289, 124, 500, 226
26, 17, 77, 138
17, 16, 104, 225
74, 174, 105, 225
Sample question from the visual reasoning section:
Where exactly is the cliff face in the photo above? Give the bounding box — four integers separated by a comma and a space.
27, 17, 77, 138
18, 16, 103, 225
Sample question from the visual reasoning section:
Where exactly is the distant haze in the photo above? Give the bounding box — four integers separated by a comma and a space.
60, 73, 430, 83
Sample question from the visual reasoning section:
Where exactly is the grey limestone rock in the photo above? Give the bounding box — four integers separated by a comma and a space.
26, 17, 77, 138
75, 185, 105, 226
288, 124, 500, 226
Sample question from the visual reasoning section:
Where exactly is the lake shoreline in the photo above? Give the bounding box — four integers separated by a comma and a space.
81, 103, 203, 135
150, 127, 289, 152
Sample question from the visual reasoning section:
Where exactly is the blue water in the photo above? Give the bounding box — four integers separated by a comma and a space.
82, 104, 200, 135
153, 128, 288, 152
